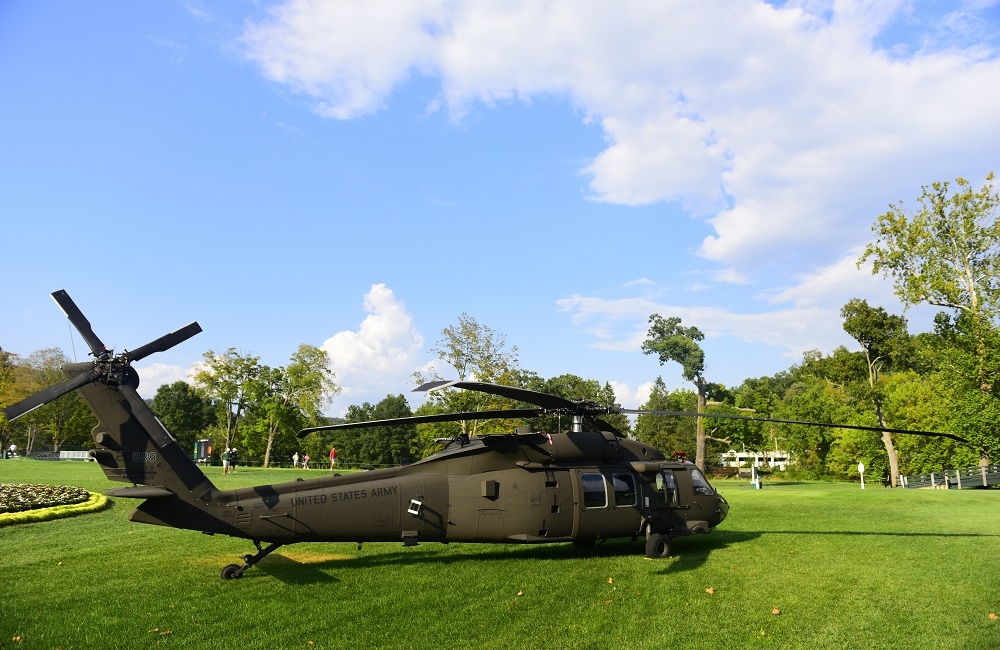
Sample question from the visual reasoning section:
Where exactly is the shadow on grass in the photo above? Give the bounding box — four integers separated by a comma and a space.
253, 554, 341, 585
755, 529, 1000, 538
658, 531, 761, 574
246, 534, 755, 583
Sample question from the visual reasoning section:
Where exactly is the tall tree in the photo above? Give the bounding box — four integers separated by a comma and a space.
192, 348, 261, 452
641, 314, 710, 470
249, 344, 339, 467
414, 313, 520, 437
840, 299, 910, 486
860, 172, 1000, 459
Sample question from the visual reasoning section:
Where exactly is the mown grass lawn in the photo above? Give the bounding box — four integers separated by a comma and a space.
1, 459, 999, 649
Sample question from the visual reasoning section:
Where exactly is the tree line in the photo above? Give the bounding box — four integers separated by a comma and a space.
2, 173, 997, 480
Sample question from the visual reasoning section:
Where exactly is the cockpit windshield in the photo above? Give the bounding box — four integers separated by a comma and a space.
689, 468, 715, 496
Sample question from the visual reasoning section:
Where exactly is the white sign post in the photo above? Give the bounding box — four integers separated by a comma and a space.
858, 462, 865, 490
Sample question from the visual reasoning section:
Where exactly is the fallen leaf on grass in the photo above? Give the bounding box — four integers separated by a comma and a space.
517, 590, 523, 596
705, 588, 714, 595
990, 613, 998, 620
604, 600, 612, 606
772, 609, 781, 615
607, 577, 613, 584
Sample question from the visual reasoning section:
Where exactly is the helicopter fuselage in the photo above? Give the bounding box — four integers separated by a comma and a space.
122, 431, 728, 549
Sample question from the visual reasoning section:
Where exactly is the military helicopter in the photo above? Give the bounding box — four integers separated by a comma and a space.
3, 291, 967, 579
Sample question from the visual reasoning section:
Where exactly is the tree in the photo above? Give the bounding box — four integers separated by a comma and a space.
339, 395, 415, 466
731, 376, 783, 454
772, 378, 848, 477
10, 348, 94, 453
414, 313, 520, 437
860, 172, 1000, 459
634, 377, 697, 455
641, 314, 710, 470
149, 381, 217, 456
192, 348, 261, 452
535, 374, 632, 437
840, 299, 910, 486
249, 345, 339, 467
0, 347, 20, 455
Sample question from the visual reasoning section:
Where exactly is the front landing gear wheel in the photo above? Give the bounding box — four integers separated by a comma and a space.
645, 533, 671, 558
221, 564, 242, 580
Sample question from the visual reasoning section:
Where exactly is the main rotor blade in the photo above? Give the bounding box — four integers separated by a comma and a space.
622, 409, 968, 443
51, 290, 106, 356
2, 367, 103, 421
124, 322, 202, 363
298, 408, 544, 437
589, 417, 623, 437
415, 380, 587, 412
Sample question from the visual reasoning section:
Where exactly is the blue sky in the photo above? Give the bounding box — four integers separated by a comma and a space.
2, 0, 999, 416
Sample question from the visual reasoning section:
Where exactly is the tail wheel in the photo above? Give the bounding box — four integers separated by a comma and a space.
221, 564, 242, 580
645, 533, 671, 558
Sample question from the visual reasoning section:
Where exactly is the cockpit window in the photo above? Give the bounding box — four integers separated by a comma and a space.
582, 472, 608, 509
655, 471, 678, 506
690, 468, 715, 496
611, 473, 637, 507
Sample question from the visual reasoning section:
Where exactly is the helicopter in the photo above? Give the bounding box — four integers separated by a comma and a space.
3, 291, 968, 579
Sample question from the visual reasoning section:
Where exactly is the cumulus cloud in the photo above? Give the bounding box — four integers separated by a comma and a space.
320, 284, 425, 415
240, 0, 998, 389
242, 0, 1000, 276
135, 362, 192, 399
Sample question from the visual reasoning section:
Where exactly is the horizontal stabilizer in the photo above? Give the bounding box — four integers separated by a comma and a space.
105, 486, 176, 499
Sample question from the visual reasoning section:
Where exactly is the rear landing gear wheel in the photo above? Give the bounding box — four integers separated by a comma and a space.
221, 564, 242, 580
645, 533, 671, 558
220, 541, 284, 580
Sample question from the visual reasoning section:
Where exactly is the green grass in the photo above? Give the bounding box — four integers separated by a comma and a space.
2, 459, 999, 649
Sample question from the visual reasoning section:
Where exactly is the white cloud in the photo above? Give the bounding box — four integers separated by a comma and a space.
242, 0, 1000, 277
135, 362, 191, 398
608, 379, 654, 409
320, 284, 425, 415
557, 253, 896, 364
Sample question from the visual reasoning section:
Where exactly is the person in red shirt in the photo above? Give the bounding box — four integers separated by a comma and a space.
329, 447, 337, 470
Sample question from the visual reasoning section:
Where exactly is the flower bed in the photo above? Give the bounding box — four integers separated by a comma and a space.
0, 483, 91, 514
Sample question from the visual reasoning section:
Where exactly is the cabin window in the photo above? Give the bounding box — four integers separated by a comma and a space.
611, 473, 637, 507
581, 472, 607, 509
690, 469, 715, 496
656, 471, 678, 506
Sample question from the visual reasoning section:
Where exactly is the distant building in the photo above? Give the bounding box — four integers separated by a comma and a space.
719, 449, 790, 471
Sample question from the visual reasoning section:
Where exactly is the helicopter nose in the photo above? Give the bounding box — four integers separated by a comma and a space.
717, 494, 729, 521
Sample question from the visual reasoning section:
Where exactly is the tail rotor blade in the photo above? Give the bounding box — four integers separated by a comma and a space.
2, 368, 103, 421
50, 290, 107, 356
125, 322, 202, 363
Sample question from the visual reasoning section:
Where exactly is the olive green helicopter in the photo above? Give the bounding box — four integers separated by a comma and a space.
3, 291, 966, 579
